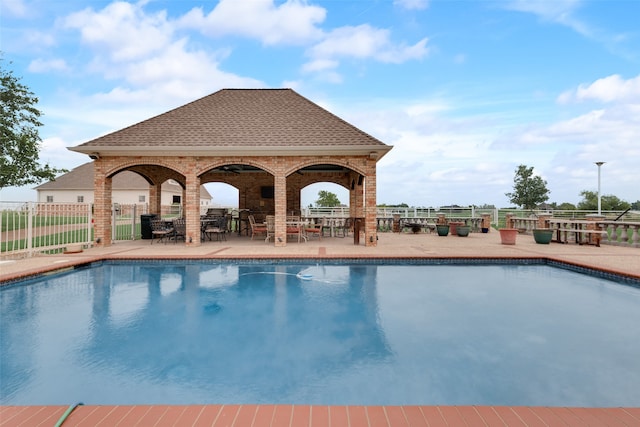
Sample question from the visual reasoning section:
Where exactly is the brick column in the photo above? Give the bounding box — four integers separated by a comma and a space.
93, 160, 112, 246
149, 184, 160, 215
481, 213, 491, 231
274, 173, 287, 247
354, 176, 364, 219
505, 214, 514, 229
537, 213, 552, 229
364, 163, 377, 247
349, 181, 357, 218
185, 167, 201, 246
586, 214, 605, 245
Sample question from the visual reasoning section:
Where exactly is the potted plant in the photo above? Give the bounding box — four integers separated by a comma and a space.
456, 224, 471, 237
448, 221, 463, 235
533, 228, 554, 244
436, 224, 450, 236
499, 228, 518, 245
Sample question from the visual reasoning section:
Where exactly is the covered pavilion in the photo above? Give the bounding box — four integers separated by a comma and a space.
69, 89, 392, 247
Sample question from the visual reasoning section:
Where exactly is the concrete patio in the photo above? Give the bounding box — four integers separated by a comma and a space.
2, 229, 639, 282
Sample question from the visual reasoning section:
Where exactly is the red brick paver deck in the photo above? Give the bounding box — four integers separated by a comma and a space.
2, 405, 639, 426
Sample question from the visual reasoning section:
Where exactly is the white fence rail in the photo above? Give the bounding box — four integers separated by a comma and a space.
3, 203, 638, 258
1, 202, 93, 258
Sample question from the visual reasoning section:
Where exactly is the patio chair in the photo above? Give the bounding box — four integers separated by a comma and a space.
286, 216, 305, 242
249, 214, 267, 240
150, 218, 174, 244
238, 210, 250, 236
172, 218, 186, 243
335, 217, 352, 238
203, 216, 227, 241
265, 215, 275, 242
304, 218, 324, 241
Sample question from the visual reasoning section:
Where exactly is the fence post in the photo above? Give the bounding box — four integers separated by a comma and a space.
131, 204, 137, 240
505, 213, 514, 229
87, 203, 93, 247
27, 202, 34, 257
481, 213, 491, 232
537, 213, 552, 229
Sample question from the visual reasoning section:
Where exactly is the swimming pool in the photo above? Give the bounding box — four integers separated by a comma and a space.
1, 260, 639, 407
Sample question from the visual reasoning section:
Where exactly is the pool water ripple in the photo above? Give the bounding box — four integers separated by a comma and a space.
1, 261, 639, 407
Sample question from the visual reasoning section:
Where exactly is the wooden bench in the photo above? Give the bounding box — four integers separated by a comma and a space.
555, 229, 606, 247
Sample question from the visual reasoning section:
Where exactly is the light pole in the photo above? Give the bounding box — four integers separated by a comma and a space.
595, 162, 605, 215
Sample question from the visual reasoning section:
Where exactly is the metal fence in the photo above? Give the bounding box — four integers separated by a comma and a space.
1, 201, 93, 258
3, 203, 638, 258
111, 203, 184, 241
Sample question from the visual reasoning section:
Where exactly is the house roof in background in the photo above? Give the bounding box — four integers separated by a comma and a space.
35, 163, 212, 198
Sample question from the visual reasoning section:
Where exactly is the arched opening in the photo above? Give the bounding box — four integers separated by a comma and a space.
200, 163, 275, 219
203, 182, 239, 208
302, 182, 349, 209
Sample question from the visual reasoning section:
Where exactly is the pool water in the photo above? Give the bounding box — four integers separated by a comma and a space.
1, 261, 639, 407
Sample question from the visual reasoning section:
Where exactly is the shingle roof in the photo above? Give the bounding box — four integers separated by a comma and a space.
69, 89, 391, 157
35, 163, 211, 198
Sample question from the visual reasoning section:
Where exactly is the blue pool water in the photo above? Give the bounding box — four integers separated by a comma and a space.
1, 260, 639, 407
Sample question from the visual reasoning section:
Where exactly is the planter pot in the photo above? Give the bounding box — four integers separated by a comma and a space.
481, 227, 489, 233
499, 228, 518, 245
436, 224, 450, 236
533, 229, 554, 244
456, 225, 471, 237
448, 221, 463, 235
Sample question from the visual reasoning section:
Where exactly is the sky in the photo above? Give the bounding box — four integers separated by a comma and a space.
1, 0, 639, 208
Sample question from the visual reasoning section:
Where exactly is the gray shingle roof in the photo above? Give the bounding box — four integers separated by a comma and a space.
69, 89, 391, 156
35, 163, 211, 198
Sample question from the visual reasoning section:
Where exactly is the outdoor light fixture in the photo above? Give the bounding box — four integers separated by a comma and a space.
595, 162, 605, 215
89, 153, 101, 160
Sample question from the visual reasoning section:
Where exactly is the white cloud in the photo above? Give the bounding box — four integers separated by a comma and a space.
28, 58, 69, 73
39, 136, 86, 170
393, 0, 429, 11
504, 0, 632, 58
505, 0, 581, 22
558, 74, 640, 104
178, 0, 326, 46
0, 0, 27, 17
63, 1, 174, 62
305, 24, 429, 68
58, 1, 263, 108
301, 58, 339, 73
86, 40, 264, 105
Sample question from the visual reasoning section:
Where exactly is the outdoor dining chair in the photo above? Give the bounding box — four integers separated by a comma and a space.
304, 218, 324, 241
172, 218, 186, 243
150, 218, 174, 244
248, 214, 267, 240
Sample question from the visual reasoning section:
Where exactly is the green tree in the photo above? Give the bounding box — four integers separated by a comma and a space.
557, 202, 577, 210
378, 202, 408, 207
315, 190, 341, 207
0, 56, 65, 189
505, 164, 550, 209
576, 190, 630, 211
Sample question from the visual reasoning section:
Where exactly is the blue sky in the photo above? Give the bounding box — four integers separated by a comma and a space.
1, 0, 639, 208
